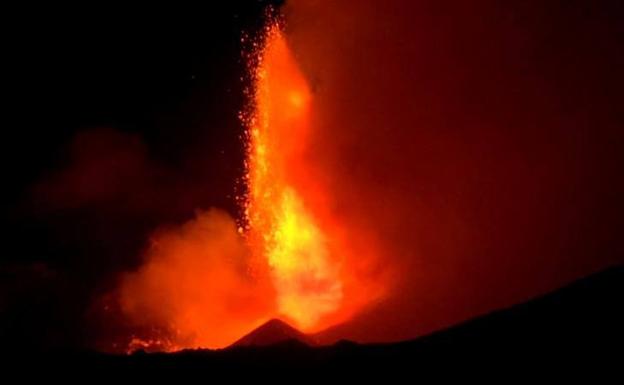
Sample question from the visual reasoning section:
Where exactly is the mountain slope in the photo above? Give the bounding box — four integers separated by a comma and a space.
14, 265, 623, 376
229, 318, 315, 348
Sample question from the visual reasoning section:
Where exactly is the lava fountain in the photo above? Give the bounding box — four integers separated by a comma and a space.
243, 23, 342, 330
113, 16, 385, 352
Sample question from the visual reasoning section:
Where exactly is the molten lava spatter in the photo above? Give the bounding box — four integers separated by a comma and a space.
244, 24, 343, 330
113, 17, 384, 353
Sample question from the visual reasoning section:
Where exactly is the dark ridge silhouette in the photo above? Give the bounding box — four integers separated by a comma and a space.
396, 264, 623, 355
8, 265, 623, 377
229, 318, 315, 347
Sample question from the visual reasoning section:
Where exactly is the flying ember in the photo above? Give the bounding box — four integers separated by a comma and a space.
115, 16, 384, 352
244, 23, 343, 329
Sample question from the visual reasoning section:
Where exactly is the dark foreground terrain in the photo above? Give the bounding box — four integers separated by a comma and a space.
6, 265, 623, 377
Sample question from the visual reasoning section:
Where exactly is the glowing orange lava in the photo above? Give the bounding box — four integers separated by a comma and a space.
244, 24, 343, 330
114, 18, 385, 353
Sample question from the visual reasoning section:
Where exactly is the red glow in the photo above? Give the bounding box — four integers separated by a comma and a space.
113, 17, 385, 351
244, 23, 384, 332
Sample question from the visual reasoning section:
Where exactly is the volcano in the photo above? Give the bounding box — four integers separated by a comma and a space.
7, 266, 622, 378
229, 319, 315, 348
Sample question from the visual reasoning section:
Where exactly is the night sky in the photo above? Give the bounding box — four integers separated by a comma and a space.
2, 1, 281, 350
1, 0, 623, 351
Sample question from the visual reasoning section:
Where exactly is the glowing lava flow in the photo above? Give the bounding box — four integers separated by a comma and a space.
244, 24, 342, 329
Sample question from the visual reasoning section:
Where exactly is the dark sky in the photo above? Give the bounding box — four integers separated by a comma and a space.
1, 1, 281, 350
1, 0, 623, 351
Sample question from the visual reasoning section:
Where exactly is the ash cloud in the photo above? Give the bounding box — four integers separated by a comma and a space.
284, 0, 624, 342
15, 123, 251, 351
116, 209, 274, 351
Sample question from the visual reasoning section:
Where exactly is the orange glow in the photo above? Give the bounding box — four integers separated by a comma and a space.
245, 25, 341, 329
243, 23, 383, 332
113, 17, 385, 353
118, 210, 274, 350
